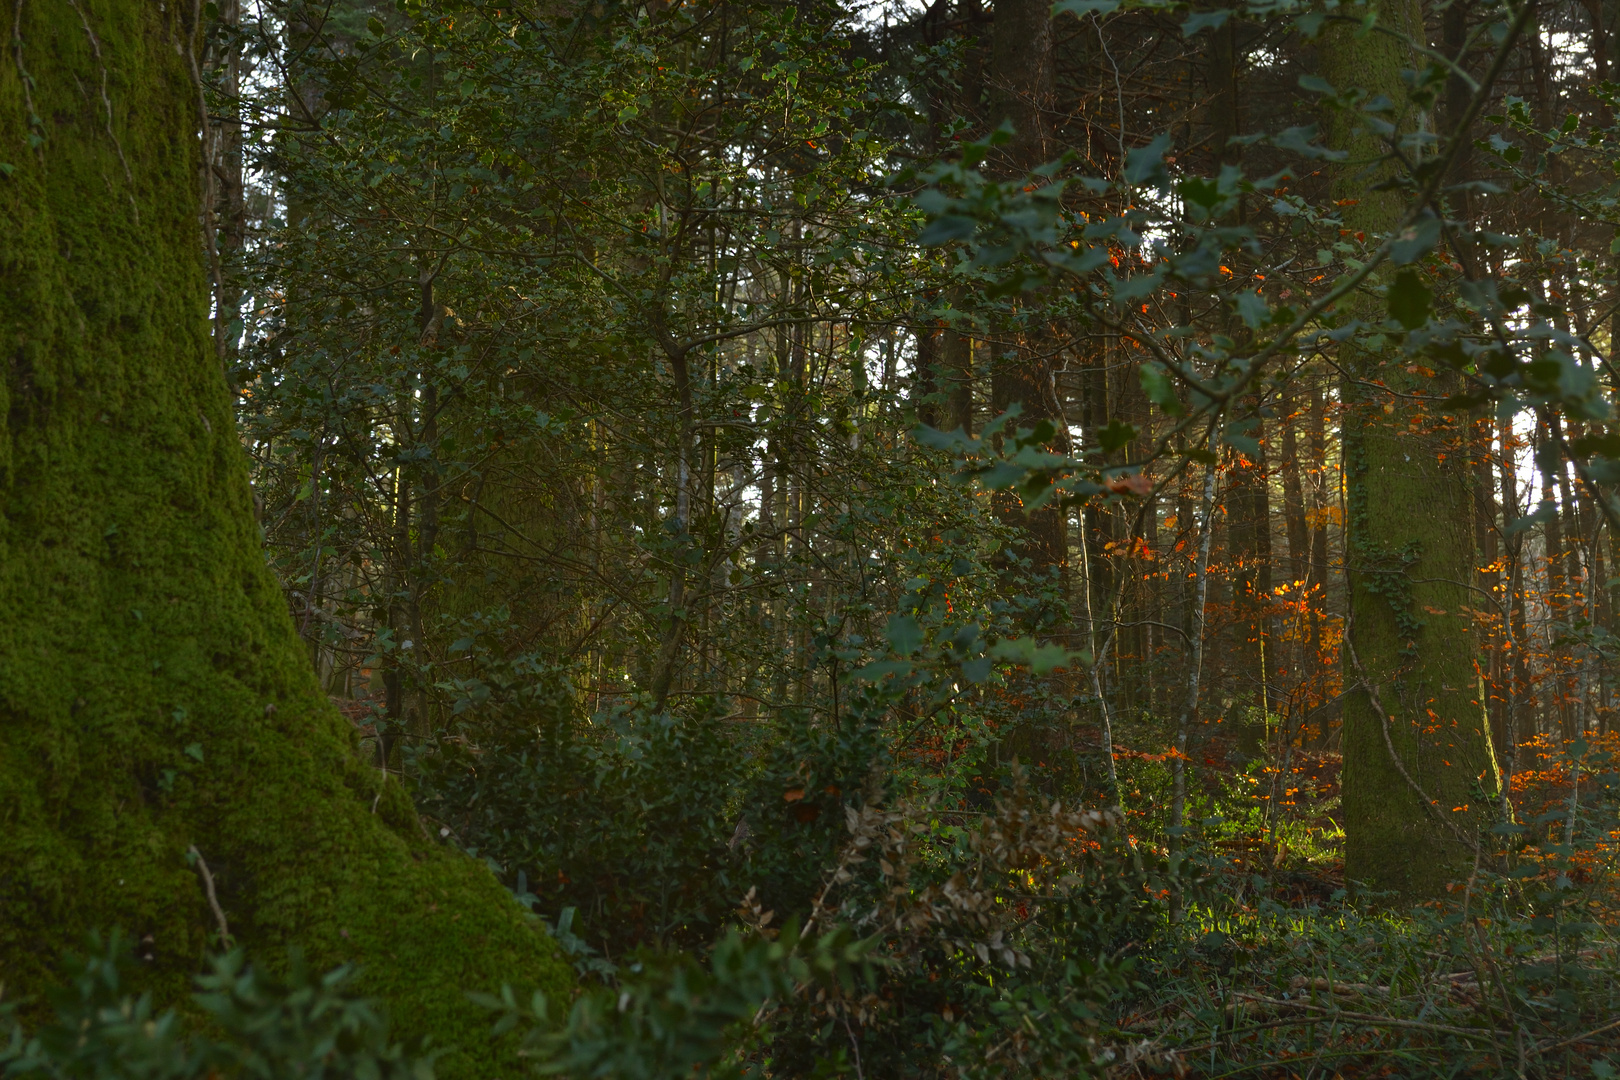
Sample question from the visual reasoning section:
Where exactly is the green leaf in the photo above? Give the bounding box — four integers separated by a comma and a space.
1387, 268, 1432, 329
1043, 245, 1110, 275
1112, 267, 1164, 303
978, 460, 1026, 489
1272, 124, 1346, 160
961, 656, 994, 683
852, 659, 915, 683
1224, 428, 1260, 457
1235, 290, 1269, 330
988, 636, 1080, 674
185, 742, 205, 763
1573, 431, 1620, 458
918, 214, 977, 245
1124, 132, 1172, 187
1390, 214, 1442, 265
1140, 362, 1185, 415
1181, 9, 1230, 36
885, 614, 924, 655
1098, 419, 1139, 453
1179, 175, 1222, 210
1052, 0, 1120, 16
1505, 501, 1557, 536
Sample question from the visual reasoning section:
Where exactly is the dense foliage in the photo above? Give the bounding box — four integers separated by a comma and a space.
22, 0, 1620, 1071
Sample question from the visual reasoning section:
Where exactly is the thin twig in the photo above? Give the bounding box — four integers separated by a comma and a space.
188, 844, 233, 947
1535, 1016, 1620, 1054
1231, 994, 1508, 1042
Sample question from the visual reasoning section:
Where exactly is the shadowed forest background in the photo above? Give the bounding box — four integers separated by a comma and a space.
12, 0, 1620, 1074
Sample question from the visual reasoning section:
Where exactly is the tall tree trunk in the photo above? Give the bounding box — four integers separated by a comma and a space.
915, 317, 943, 429
1307, 377, 1331, 707
0, 2, 568, 1061
987, 0, 1067, 585
1322, 0, 1495, 899
1279, 388, 1310, 727
1501, 416, 1534, 753
942, 305, 975, 435
1281, 390, 1309, 589
1230, 429, 1273, 757
1538, 412, 1573, 739
1172, 446, 1221, 837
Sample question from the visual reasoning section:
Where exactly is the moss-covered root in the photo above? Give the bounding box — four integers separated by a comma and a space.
0, 5, 570, 1073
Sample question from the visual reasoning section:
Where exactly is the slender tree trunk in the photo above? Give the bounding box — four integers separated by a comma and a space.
1230, 428, 1273, 757
1539, 413, 1572, 739
1501, 416, 1534, 752
1308, 377, 1331, 707
1281, 390, 1309, 590
915, 317, 943, 429
942, 314, 974, 435
0, 1, 568, 1060
1172, 443, 1220, 836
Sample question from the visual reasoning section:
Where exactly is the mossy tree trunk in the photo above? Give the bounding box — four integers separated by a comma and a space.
1321, 0, 1496, 899
0, 3, 569, 1069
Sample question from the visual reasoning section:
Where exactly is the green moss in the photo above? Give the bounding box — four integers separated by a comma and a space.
1320, 0, 1496, 900
0, 5, 570, 1073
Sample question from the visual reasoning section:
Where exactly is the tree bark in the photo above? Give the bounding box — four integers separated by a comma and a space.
1322, 0, 1496, 899
0, 3, 569, 1063
987, 0, 1067, 584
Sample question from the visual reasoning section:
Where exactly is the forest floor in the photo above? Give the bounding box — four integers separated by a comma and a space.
1097, 734, 1620, 1078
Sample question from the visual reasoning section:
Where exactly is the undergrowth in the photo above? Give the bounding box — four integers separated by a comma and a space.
12, 735, 1620, 1079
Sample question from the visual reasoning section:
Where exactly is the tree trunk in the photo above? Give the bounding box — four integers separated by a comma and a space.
1307, 377, 1331, 708
1281, 390, 1309, 590
1322, 0, 1496, 899
987, 0, 1067, 585
1229, 427, 1273, 757
0, 3, 569, 1063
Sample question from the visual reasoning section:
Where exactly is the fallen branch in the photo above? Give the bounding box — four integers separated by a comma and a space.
1227, 993, 1509, 1042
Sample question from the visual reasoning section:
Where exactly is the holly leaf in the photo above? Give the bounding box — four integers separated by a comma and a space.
919, 214, 977, 246
1098, 419, 1139, 453
1391, 214, 1442, 265
1181, 9, 1230, 36
1387, 268, 1432, 329
1573, 431, 1620, 458
885, 614, 924, 656
1140, 362, 1185, 415
988, 636, 1082, 674
1052, 0, 1120, 16
1235, 290, 1270, 330
1124, 132, 1173, 188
